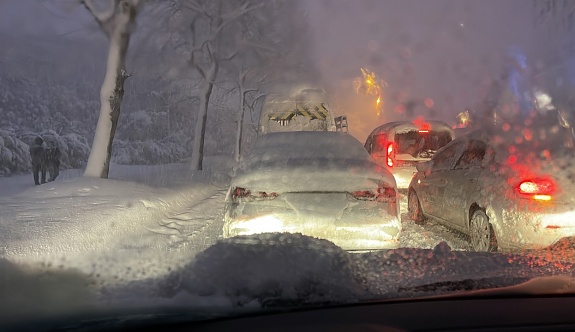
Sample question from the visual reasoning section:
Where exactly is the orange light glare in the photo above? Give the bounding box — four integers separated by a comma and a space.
533, 195, 552, 201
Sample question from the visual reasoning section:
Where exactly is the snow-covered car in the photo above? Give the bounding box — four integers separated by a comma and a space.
407, 119, 575, 252
364, 120, 454, 189
223, 131, 401, 250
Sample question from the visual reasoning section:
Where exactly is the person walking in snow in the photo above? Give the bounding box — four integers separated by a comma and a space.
30, 136, 46, 185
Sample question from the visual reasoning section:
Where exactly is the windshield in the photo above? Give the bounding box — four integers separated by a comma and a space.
396, 130, 453, 158
2, 0, 575, 329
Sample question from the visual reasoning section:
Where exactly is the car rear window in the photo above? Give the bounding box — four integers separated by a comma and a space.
395, 130, 453, 158
250, 132, 371, 162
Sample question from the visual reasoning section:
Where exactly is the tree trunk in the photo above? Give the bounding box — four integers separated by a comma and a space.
83, 5, 136, 178
235, 88, 245, 163
190, 81, 213, 170
190, 57, 218, 171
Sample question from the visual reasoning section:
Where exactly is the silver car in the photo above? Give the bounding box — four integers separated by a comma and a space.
223, 131, 401, 251
408, 123, 575, 252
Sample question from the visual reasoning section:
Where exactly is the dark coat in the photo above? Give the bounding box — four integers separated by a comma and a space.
30, 137, 46, 185
30, 139, 46, 167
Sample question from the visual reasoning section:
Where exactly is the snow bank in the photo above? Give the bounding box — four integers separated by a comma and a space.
160, 233, 363, 306
96, 235, 575, 311
1, 231, 574, 321
353, 241, 575, 299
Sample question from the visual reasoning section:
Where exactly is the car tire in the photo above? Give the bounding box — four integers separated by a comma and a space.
408, 189, 426, 225
469, 210, 497, 252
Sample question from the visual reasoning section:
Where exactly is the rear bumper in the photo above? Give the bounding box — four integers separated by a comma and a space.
223, 200, 401, 251
489, 206, 575, 251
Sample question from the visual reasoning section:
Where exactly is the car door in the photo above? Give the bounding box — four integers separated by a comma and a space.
369, 133, 388, 166
418, 141, 462, 218
442, 139, 487, 228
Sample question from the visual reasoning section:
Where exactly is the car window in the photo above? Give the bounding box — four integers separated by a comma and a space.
454, 140, 487, 169
430, 141, 460, 171
395, 130, 452, 157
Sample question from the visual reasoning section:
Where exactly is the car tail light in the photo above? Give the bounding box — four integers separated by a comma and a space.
232, 187, 278, 202
386, 143, 394, 167
233, 187, 250, 200
516, 179, 555, 201
351, 186, 396, 203
351, 190, 376, 200
377, 186, 396, 203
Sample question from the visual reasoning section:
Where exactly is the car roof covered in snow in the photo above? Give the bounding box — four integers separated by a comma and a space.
234, 131, 397, 192
250, 131, 369, 160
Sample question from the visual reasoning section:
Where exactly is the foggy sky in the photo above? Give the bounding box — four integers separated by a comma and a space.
304, 0, 536, 140
0, 0, 552, 142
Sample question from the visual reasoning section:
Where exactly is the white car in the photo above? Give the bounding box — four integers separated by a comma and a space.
364, 120, 454, 189
223, 131, 401, 251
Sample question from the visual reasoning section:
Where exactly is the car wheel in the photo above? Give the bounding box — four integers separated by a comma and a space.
469, 210, 497, 252
408, 190, 426, 225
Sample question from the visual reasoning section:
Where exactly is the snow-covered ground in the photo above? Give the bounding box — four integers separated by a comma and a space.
0, 158, 231, 281
0, 160, 573, 325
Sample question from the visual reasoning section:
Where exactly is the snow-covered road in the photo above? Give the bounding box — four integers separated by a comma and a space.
157, 187, 227, 253
400, 212, 470, 250
0, 165, 470, 270
397, 193, 470, 251
0, 159, 481, 295
2, 163, 574, 321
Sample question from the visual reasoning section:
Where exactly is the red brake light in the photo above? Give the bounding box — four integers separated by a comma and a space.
351, 186, 396, 203
413, 116, 431, 132
386, 143, 394, 167
233, 187, 250, 200
518, 180, 554, 194
516, 179, 555, 201
351, 191, 376, 200
377, 186, 396, 203
232, 187, 278, 202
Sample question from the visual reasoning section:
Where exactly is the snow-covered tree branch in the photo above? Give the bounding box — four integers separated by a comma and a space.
168, 0, 264, 170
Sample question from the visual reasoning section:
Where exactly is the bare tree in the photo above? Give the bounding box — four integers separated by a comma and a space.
228, 10, 276, 162
228, 1, 306, 162
168, 0, 262, 170
81, 0, 144, 178
534, 0, 575, 33
233, 66, 269, 162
